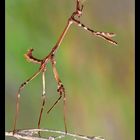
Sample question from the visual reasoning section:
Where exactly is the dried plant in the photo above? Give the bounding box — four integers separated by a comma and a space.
6, 129, 105, 140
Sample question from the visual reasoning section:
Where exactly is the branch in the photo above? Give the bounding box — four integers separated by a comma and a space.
5, 129, 105, 140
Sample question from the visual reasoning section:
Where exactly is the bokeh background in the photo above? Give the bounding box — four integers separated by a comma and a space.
6, 0, 134, 140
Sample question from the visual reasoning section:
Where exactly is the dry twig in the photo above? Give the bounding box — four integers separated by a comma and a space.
5, 129, 105, 140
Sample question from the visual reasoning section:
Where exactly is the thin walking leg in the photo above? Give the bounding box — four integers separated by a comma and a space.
47, 95, 62, 114
47, 55, 67, 133
13, 69, 42, 134
38, 69, 46, 129
62, 90, 67, 133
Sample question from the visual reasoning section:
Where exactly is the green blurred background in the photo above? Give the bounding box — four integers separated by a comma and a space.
6, 0, 134, 140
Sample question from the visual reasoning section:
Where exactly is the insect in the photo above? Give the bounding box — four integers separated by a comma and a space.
13, 0, 117, 135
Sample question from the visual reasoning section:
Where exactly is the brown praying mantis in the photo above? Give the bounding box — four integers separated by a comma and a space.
13, 0, 118, 135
